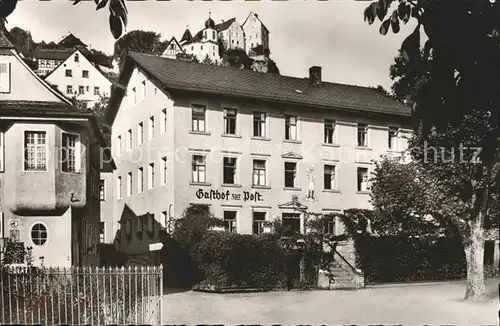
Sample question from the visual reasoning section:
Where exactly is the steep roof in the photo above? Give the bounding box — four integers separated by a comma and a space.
33, 48, 73, 61
180, 28, 193, 43
215, 18, 236, 32
242, 12, 269, 33
0, 21, 14, 49
58, 33, 87, 48
108, 52, 410, 124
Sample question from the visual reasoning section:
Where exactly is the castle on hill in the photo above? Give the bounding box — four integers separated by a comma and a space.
161, 11, 270, 64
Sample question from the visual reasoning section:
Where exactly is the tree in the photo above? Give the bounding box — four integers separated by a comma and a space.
0, 0, 128, 39
388, 50, 429, 105
222, 48, 254, 70
364, 0, 500, 301
113, 30, 167, 68
9, 26, 36, 56
201, 54, 213, 65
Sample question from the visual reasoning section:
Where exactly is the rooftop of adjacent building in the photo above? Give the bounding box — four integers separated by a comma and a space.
107, 52, 410, 125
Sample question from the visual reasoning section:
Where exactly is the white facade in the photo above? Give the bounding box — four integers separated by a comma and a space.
242, 12, 270, 56
182, 26, 220, 63
44, 49, 112, 107
218, 20, 246, 51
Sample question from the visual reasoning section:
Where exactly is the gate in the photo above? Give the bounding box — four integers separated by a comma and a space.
0, 265, 163, 325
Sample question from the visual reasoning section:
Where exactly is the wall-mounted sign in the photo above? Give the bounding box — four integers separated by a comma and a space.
9, 219, 19, 229
196, 188, 264, 202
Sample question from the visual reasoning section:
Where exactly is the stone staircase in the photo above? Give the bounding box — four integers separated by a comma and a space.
317, 242, 365, 290
320, 263, 361, 289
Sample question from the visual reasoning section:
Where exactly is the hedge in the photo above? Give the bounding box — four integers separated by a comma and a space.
193, 232, 290, 289
354, 235, 466, 283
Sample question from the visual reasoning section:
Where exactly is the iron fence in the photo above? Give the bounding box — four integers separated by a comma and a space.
0, 265, 163, 325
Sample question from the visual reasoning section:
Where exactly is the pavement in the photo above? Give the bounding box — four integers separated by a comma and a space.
162, 279, 499, 325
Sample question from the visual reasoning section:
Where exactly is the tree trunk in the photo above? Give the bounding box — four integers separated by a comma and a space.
463, 216, 486, 301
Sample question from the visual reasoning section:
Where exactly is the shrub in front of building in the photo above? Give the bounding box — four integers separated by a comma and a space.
192, 232, 289, 290
354, 235, 466, 283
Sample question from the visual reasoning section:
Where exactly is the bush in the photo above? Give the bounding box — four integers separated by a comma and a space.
193, 232, 289, 289
354, 235, 466, 283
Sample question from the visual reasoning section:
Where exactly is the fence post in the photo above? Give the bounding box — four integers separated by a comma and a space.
159, 264, 164, 326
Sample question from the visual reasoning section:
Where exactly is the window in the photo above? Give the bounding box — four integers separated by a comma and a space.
161, 157, 167, 185
161, 211, 168, 229
223, 108, 237, 135
132, 87, 137, 104
125, 218, 132, 236
148, 116, 155, 140
357, 167, 369, 192
62, 133, 79, 173
117, 135, 122, 156
142, 80, 146, 98
388, 127, 398, 149
82, 70, 89, 78
31, 223, 48, 246
0, 131, 4, 172
357, 123, 368, 147
137, 216, 144, 233
148, 163, 155, 189
223, 157, 237, 184
127, 129, 132, 150
0, 62, 11, 93
253, 211, 266, 234
127, 172, 132, 196
161, 108, 167, 134
223, 211, 237, 233
100, 222, 105, 243
212, 31, 216, 39
325, 218, 336, 234
74, 53, 79, 62
284, 162, 297, 188
117, 176, 122, 199
285, 115, 297, 140
24, 131, 47, 171
253, 112, 266, 137
66, 85, 73, 94
86, 86, 89, 91
99, 180, 105, 201
252, 160, 266, 186
192, 155, 206, 183
192, 105, 206, 132
282, 213, 301, 234
324, 165, 336, 190
138, 122, 144, 145
78, 86, 84, 94
324, 119, 335, 144
147, 213, 155, 234
138, 167, 144, 193
65, 69, 72, 77
94, 86, 100, 95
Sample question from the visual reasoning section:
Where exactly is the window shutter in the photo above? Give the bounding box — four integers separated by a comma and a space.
0, 63, 10, 93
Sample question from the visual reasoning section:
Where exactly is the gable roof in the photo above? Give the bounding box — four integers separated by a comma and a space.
58, 33, 87, 48
242, 12, 269, 33
215, 18, 237, 32
0, 21, 14, 49
162, 37, 185, 56
107, 52, 410, 125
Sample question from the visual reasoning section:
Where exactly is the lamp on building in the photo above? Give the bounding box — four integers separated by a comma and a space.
70, 193, 80, 202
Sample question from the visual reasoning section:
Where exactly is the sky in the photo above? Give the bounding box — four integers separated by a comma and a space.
6, 1, 417, 90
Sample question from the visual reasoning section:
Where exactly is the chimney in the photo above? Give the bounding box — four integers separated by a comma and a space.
309, 66, 322, 86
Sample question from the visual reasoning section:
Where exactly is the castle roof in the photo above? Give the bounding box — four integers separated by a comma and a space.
180, 28, 193, 43
205, 16, 216, 29
215, 18, 236, 32
107, 52, 411, 125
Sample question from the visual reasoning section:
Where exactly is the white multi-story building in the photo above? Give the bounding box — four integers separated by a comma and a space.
44, 48, 113, 108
